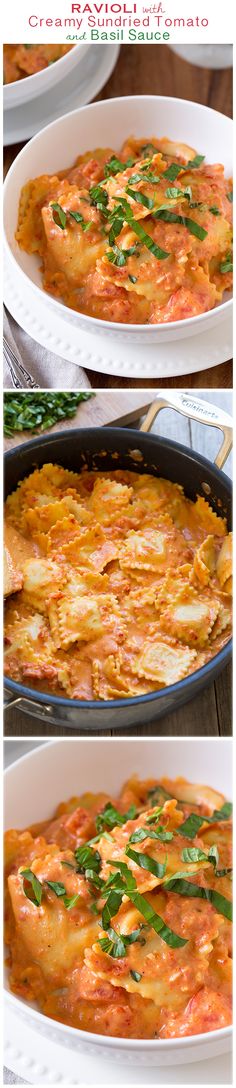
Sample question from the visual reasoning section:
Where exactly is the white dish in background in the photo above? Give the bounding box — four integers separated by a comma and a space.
169, 45, 233, 70
4, 738, 232, 1068
3, 95, 233, 346
3, 43, 90, 110
4, 247, 232, 380
3, 45, 120, 145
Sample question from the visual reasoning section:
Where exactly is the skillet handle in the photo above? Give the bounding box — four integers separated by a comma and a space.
140, 391, 232, 470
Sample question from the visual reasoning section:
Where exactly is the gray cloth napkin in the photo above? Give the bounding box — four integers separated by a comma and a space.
4, 1070, 28, 1084
3, 308, 91, 390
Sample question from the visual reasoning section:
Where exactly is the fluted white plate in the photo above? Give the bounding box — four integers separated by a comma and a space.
4, 248, 232, 382
3, 45, 119, 145
4, 1005, 232, 1086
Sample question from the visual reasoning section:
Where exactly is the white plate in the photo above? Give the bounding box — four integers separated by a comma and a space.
4, 739, 232, 1070
4, 247, 232, 381
4, 1004, 233, 1085
3, 45, 119, 145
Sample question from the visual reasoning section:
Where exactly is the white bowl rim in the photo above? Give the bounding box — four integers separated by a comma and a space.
4, 94, 233, 336
4, 739, 233, 1053
3, 43, 86, 91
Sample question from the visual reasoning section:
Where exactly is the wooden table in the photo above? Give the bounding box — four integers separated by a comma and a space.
4, 390, 232, 738
4, 44, 232, 390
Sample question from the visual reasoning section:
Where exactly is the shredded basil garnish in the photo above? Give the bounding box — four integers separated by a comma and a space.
51, 202, 67, 229
46, 880, 66, 897
220, 254, 233, 273
104, 155, 134, 177
227, 191, 233, 202
163, 877, 232, 922
130, 969, 142, 982
125, 845, 167, 879
21, 869, 43, 906
126, 187, 154, 210
153, 208, 207, 241
105, 860, 187, 948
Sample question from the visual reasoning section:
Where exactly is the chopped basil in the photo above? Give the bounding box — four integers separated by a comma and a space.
181, 845, 219, 868
98, 924, 143, 959
3, 392, 93, 438
130, 969, 142, 982
220, 254, 233, 274
108, 198, 170, 260
165, 186, 192, 201
51, 202, 67, 229
70, 210, 92, 232
216, 868, 233, 878
227, 191, 233, 202
163, 162, 183, 182
90, 902, 99, 915
128, 172, 160, 185
46, 880, 66, 897
90, 185, 108, 213
96, 802, 137, 834
63, 894, 80, 910
147, 786, 174, 807
125, 846, 166, 879
209, 206, 221, 216
179, 802, 232, 839
21, 869, 43, 907
129, 826, 173, 844
163, 877, 232, 922
140, 143, 157, 157
107, 246, 127, 267
104, 155, 134, 177
75, 845, 101, 873
153, 208, 207, 241
129, 274, 137, 283
186, 154, 205, 169
126, 187, 154, 210
101, 860, 187, 948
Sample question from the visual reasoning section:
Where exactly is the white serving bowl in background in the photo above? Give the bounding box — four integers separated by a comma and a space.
4, 738, 232, 1067
3, 43, 90, 110
3, 95, 233, 346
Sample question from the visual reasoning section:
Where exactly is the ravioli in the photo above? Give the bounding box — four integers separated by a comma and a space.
15, 136, 233, 325
4, 464, 232, 700
4, 774, 232, 1039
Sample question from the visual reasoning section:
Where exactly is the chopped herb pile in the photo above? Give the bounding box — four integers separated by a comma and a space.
4, 392, 93, 437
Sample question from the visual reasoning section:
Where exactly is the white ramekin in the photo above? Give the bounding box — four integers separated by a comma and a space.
3, 95, 233, 346
3, 44, 90, 110
4, 738, 232, 1067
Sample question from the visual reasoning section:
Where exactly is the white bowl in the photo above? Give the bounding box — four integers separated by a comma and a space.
3, 95, 233, 346
4, 738, 232, 1067
3, 44, 90, 110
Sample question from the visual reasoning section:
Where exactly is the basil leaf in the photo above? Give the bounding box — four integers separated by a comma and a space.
181, 847, 208, 863
129, 274, 137, 283
186, 154, 205, 169
209, 206, 221, 216
220, 254, 233, 274
208, 845, 219, 867
90, 902, 99, 915
108, 217, 125, 244
63, 894, 80, 910
70, 211, 92, 232
126, 187, 154, 210
125, 846, 166, 879
164, 878, 232, 921
21, 869, 43, 906
227, 191, 233, 203
129, 173, 159, 185
163, 162, 183, 182
90, 185, 108, 214
165, 186, 191, 201
3, 392, 93, 438
107, 246, 127, 267
128, 218, 170, 260
46, 880, 66, 897
130, 969, 142, 982
179, 813, 205, 839
104, 155, 134, 177
102, 889, 124, 929
140, 143, 157, 156
216, 868, 233, 878
75, 845, 101, 873
51, 202, 67, 229
106, 861, 187, 948
154, 209, 207, 241
129, 826, 173, 844
96, 801, 137, 833
147, 786, 174, 807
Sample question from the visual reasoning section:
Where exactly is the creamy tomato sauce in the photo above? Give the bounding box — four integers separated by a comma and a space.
4, 775, 232, 1039
16, 136, 233, 324
4, 463, 232, 701
3, 45, 74, 84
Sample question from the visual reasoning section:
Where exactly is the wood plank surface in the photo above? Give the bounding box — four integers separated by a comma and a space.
4, 391, 232, 738
3, 45, 233, 390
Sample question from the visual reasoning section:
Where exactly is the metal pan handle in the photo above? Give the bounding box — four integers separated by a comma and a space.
140, 391, 232, 470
